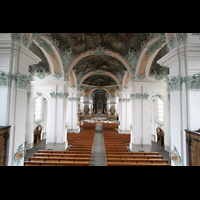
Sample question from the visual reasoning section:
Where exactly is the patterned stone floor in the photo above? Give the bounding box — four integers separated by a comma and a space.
89, 124, 107, 166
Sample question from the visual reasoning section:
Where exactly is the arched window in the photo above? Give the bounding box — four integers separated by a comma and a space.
35, 97, 43, 121
157, 98, 164, 123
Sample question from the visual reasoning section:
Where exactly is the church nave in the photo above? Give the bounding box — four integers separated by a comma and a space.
24, 122, 171, 166
1, 33, 200, 166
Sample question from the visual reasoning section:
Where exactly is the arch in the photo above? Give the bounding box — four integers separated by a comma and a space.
27, 94, 50, 150
40, 36, 64, 75
89, 87, 111, 99
145, 42, 167, 76
33, 39, 54, 75
123, 71, 130, 88
135, 37, 162, 76
148, 94, 167, 106
30, 93, 50, 105
69, 70, 77, 87
78, 70, 120, 88
149, 95, 166, 142
33, 36, 64, 76
67, 48, 132, 78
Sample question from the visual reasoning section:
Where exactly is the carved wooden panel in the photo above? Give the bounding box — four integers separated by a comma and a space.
186, 129, 200, 166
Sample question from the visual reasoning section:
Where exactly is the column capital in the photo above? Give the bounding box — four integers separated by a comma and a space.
130, 93, 149, 99
185, 73, 200, 90
0, 71, 13, 87
167, 76, 183, 92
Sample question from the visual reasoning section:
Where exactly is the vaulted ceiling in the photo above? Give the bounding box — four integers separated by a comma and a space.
28, 33, 171, 96
51, 33, 148, 56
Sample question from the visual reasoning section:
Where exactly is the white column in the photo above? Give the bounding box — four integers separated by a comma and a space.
46, 85, 68, 150
42, 98, 48, 140
129, 93, 134, 151
157, 33, 200, 165
67, 88, 79, 133
129, 83, 151, 152
46, 88, 57, 146
0, 87, 11, 126
142, 87, 150, 146
67, 94, 72, 130
72, 93, 79, 132
118, 94, 122, 130
26, 102, 35, 149
55, 84, 67, 150
64, 92, 68, 144
0, 34, 41, 166
126, 94, 131, 134
164, 95, 170, 152
134, 85, 142, 146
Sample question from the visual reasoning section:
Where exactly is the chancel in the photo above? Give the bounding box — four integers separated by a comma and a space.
1, 33, 200, 166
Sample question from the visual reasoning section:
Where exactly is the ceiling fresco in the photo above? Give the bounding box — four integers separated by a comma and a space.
73, 55, 126, 83
149, 44, 169, 75
28, 33, 170, 90
29, 42, 50, 74
51, 33, 148, 56
83, 75, 117, 86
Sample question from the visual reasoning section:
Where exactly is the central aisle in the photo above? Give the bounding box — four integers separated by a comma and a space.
90, 124, 107, 166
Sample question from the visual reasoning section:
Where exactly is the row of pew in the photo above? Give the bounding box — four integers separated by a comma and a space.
24, 125, 96, 166
102, 123, 171, 166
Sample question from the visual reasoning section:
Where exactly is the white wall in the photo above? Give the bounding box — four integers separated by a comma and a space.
129, 81, 170, 152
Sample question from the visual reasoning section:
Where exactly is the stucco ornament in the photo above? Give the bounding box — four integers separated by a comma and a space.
13, 143, 25, 166
146, 40, 166, 57
14, 73, 31, 90
0, 71, 13, 87
62, 48, 76, 76
11, 33, 21, 40
95, 69, 105, 75
171, 145, 182, 166
135, 93, 142, 99
95, 45, 106, 55
185, 73, 200, 90
142, 93, 149, 99
124, 48, 138, 79
167, 76, 183, 92
119, 98, 131, 102
32, 68, 50, 79
57, 92, 64, 98
137, 73, 146, 80
53, 72, 63, 80
149, 70, 168, 81
38, 40, 53, 54
50, 92, 57, 98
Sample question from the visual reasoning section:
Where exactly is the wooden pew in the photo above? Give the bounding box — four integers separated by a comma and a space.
107, 163, 171, 166
34, 153, 91, 158
107, 159, 169, 165
105, 149, 129, 152
105, 152, 160, 155
102, 123, 170, 166
29, 157, 90, 162
106, 154, 164, 159
25, 125, 96, 166
68, 148, 92, 152
24, 161, 89, 166
107, 158, 168, 163
81, 123, 96, 130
